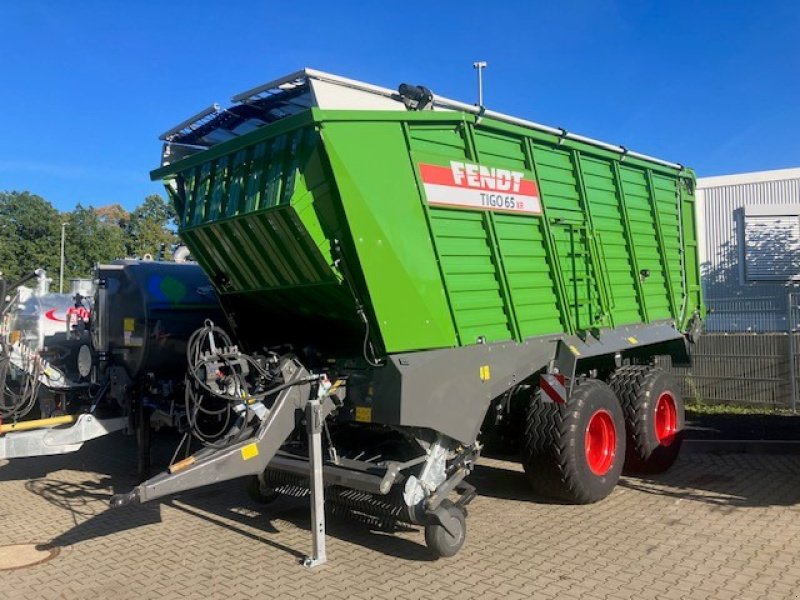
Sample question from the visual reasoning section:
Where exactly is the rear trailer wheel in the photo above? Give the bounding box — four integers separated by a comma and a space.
424, 500, 466, 558
608, 366, 685, 474
522, 379, 625, 504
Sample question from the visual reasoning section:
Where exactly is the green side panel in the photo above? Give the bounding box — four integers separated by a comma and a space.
617, 166, 672, 320
407, 122, 531, 345
578, 156, 643, 325
320, 120, 458, 352
156, 107, 703, 355
492, 214, 565, 337
531, 144, 602, 330
428, 209, 513, 344
651, 173, 685, 315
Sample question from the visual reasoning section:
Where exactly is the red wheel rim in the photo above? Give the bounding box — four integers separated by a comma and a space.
655, 391, 678, 446
584, 409, 617, 476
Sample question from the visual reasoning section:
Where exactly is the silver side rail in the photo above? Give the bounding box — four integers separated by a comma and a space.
0, 414, 128, 459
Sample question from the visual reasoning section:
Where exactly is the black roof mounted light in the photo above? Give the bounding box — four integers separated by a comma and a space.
398, 84, 434, 111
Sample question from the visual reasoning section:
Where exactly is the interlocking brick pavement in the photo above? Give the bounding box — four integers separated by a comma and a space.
1, 433, 800, 600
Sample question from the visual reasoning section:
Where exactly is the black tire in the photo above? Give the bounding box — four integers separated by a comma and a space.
424, 499, 466, 558
246, 475, 280, 504
522, 379, 625, 504
608, 366, 684, 474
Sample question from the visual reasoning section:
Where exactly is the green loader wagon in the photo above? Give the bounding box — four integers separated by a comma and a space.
113, 69, 703, 562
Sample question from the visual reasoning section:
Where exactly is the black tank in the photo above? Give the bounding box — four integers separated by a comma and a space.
92, 260, 224, 379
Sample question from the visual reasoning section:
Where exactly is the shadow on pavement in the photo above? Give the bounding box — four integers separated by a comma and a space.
617, 455, 800, 509
166, 495, 435, 562
11, 430, 436, 561
474, 446, 800, 509
11, 429, 800, 561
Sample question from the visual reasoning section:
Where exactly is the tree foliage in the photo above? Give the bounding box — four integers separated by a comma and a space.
63, 204, 127, 280
0, 191, 178, 283
0, 192, 60, 281
125, 194, 177, 259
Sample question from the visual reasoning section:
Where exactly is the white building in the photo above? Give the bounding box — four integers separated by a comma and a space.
697, 167, 800, 331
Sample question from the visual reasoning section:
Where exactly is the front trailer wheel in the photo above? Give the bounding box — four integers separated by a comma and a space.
608, 366, 685, 474
522, 379, 626, 504
246, 475, 280, 505
424, 500, 466, 558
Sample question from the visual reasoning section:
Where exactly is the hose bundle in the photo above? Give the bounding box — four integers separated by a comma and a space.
183, 320, 318, 448
0, 341, 42, 421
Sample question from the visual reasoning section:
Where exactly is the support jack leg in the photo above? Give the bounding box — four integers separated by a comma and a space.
303, 398, 327, 568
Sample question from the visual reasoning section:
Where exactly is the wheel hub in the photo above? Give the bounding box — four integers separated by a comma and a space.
654, 391, 678, 446
584, 409, 616, 476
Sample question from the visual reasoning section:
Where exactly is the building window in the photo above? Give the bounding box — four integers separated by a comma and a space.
743, 205, 800, 281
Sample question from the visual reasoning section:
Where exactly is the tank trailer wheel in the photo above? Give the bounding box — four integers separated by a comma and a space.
522, 379, 625, 504
608, 366, 684, 474
424, 499, 466, 558
246, 475, 280, 505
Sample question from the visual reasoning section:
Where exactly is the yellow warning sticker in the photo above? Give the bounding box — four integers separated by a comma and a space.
355, 406, 373, 423
241, 443, 259, 461
479, 365, 491, 382
569, 345, 581, 356
627, 336, 639, 345
124, 318, 135, 332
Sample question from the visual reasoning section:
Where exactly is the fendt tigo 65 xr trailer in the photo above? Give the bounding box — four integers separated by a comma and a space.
112, 69, 704, 563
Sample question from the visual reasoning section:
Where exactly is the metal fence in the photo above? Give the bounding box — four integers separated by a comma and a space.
655, 292, 800, 411
703, 295, 788, 332
658, 333, 794, 410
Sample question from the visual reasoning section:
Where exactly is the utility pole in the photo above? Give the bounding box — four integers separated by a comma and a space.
59, 222, 68, 294
473, 61, 488, 107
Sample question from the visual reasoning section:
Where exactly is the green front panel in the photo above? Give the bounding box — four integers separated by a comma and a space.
167, 124, 362, 352
320, 120, 458, 352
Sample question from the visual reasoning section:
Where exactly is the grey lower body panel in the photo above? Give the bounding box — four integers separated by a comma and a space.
361, 322, 687, 445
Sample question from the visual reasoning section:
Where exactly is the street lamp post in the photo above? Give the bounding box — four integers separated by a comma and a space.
473, 60, 488, 107
59, 222, 68, 294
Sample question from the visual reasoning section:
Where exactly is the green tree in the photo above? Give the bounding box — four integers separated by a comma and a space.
63, 204, 127, 279
0, 191, 60, 281
95, 203, 130, 228
126, 194, 177, 259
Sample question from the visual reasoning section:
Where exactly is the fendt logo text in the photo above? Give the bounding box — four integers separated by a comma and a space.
449, 161, 524, 193
418, 160, 542, 215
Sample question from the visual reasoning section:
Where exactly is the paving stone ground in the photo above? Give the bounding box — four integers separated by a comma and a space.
1, 433, 799, 600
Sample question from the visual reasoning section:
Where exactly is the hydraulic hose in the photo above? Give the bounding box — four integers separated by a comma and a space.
182, 320, 319, 448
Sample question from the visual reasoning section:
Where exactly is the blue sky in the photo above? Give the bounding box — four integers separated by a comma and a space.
1, 1, 798, 212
